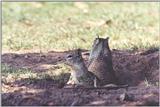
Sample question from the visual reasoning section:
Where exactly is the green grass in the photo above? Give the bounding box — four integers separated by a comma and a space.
2, 3, 159, 87
2, 63, 72, 85
2, 2, 159, 51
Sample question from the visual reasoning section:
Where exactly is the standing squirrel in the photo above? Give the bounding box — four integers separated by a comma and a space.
64, 48, 128, 89
65, 49, 100, 88
88, 36, 118, 85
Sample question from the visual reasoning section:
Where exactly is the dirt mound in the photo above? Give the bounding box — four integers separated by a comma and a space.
2, 86, 159, 106
2, 49, 159, 106
112, 49, 159, 86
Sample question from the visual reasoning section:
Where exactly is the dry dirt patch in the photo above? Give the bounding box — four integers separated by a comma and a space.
1, 49, 159, 106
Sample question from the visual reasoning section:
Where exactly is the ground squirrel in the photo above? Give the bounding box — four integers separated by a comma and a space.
88, 36, 118, 85
65, 49, 100, 88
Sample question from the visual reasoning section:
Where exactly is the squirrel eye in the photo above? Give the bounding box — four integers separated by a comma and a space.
67, 55, 72, 58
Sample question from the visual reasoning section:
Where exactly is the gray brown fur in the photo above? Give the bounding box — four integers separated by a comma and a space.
88, 37, 118, 85
65, 49, 100, 88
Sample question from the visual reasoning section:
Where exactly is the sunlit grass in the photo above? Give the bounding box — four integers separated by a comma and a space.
2, 2, 159, 52
2, 63, 72, 84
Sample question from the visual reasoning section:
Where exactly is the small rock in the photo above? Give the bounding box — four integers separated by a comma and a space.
24, 55, 29, 59
96, 91, 101, 95
119, 93, 126, 101
106, 20, 112, 25
118, 93, 134, 102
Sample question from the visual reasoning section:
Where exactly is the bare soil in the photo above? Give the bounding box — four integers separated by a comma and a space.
2, 48, 159, 106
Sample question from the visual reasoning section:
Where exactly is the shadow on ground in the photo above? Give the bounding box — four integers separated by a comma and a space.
2, 48, 159, 106
2, 85, 159, 106
2, 49, 88, 72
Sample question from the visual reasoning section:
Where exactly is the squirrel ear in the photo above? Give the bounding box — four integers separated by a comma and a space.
106, 37, 109, 41
106, 37, 109, 39
77, 48, 81, 55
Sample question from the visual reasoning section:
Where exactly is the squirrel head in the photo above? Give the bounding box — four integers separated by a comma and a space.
65, 49, 83, 66
90, 35, 111, 59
